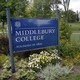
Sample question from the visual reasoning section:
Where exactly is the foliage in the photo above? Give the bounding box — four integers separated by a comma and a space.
16, 59, 28, 69
2, 59, 11, 70
0, 50, 61, 80
59, 75, 80, 80
0, 69, 12, 80
0, 0, 28, 37
0, 54, 17, 68
15, 69, 36, 80
61, 0, 70, 12
0, 54, 10, 67
1, 50, 80, 80
62, 58, 74, 68
8, 0, 28, 18
60, 18, 71, 41
25, 70, 36, 80
37, 63, 71, 80
28, 50, 61, 71
61, 0, 70, 22
62, 53, 80, 68
67, 10, 79, 22
0, 55, 12, 80
25, 0, 53, 18
60, 18, 73, 58
0, 0, 6, 22
0, 36, 9, 54
60, 42, 80, 58
0, 0, 28, 18
62, 10, 79, 23
0, 54, 19, 80
73, 53, 80, 65
60, 16, 80, 59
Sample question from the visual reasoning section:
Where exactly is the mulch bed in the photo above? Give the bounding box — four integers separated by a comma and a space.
71, 65, 80, 75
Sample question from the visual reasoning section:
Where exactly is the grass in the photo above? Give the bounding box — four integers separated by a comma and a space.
60, 75, 80, 80
70, 22, 80, 42
71, 33, 80, 42
69, 22, 80, 32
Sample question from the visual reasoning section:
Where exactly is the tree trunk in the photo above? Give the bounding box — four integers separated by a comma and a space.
62, 0, 70, 23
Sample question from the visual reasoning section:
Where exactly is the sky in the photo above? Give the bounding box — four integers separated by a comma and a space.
59, 0, 80, 13
69, 0, 80, 12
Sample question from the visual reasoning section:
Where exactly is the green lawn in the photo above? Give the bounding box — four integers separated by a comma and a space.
69, 22, 80, 32
71, 33, 80, 42
70, 22, 80, 42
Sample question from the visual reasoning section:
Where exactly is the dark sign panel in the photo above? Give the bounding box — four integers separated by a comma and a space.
12, 19, 58, 52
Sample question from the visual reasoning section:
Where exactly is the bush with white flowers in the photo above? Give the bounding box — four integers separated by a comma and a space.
28, 50, 61, 70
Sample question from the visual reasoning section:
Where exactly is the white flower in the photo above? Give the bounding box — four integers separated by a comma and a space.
40, 51, 44, 54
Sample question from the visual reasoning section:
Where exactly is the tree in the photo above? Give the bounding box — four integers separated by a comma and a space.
62, 0, 70, 12
6, 0, 28, 17
0, 0, 7, 35
0, 0, 6, 27
61, 10, 79, 23
67, 10, 79, 23
0, 0, 28, 25
0, 0, 28, 35
25, 0, 53, 18
62, 0, 70, 22
26, 0, 62, 18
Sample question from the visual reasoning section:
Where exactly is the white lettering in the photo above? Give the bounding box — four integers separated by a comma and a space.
16, 31, 21, 36
15, 29, 55, 36
16, 37, 20, 42
15, 35, 44, 42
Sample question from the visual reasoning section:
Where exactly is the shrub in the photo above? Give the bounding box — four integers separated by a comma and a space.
62, 53, 80, 68
60, 18, 71, 41
60, 42, 80, 58
62, 58, 74, 68
0, 69, 12, 80
0, 54, 11, 68
28, 50, 61, 71
15, 69, 36, 80
72, 53, 80, 65
0, 50, 61, 80
0, 55, 18, 80
0, 56, 12, 80
25, 69, 37, 80
37, 63, 71, 80
0, 56, 36, 80
0, 36, 9, 54
16, 59, 28, 69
